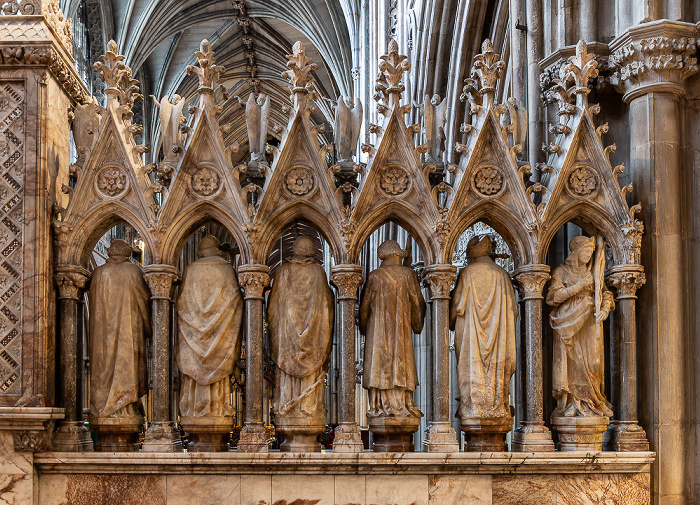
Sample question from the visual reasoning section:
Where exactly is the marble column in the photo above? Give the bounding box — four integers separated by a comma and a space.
610, 21, 697, 503
511, 264, 554, 451
330, 264, 364, 452
52, 265, 93, 451
237, 265, 270, 452
423, 265, 459, 452
607, 266, 649, 451
142, 265, 182, 452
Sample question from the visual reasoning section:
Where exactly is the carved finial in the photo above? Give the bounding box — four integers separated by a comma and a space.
470, 39, 505, 109
282, 42, 318, 109
93, 40, 127, 89
559, 40, 599, 108
187, 39, 225, 91
94, 40, 143, 117
375, 38, 410, 111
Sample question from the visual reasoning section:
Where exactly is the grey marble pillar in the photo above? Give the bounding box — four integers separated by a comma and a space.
607, 265, 649, 451
511, 264, 554, 451
423, 264, 459, 452
52, 265, 93, 451
237, 265, 270, 452
330, 264, 364, 452
142, 265, 182, 452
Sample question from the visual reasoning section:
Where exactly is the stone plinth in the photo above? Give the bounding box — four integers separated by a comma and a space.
552, 416, 609, 452
461, 418, 512, 452
181, 417, 231, 452
275, 417, 324, 452
90, 417, 141, 452
369, 416, 421, 452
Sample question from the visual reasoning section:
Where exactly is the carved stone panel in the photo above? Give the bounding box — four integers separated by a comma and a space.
284, 166, 315, 197
471, 165, 505, 198
0, 82, 24, 396
566, 165, 599, 198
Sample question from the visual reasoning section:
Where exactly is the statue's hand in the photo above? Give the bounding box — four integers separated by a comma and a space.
594, 310, 609, 323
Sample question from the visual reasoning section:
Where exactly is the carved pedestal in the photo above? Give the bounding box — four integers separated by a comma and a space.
181, 416, 231, 452
552, 416, 609, 451
237, 424, 268, 452
460, 417, 512, 452
276, 416, 324, 452
91, 417, 142, 452
369, 416, 421, 452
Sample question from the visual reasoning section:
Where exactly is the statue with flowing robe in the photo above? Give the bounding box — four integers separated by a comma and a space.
449, 235, 517, 450
360, 239, 425, 450
267, 236, 334, 451
89, 239, 150, 422
547, 235, 614, 419
176, 235, 243, 450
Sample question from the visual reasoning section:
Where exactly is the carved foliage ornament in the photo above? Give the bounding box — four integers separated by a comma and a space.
285, 167, 314, 196
567, 166, 598, 197
380, 166, 409, 196
330, 271, 364, 299
514, 271, 551, 300
423, 270, 456, 299
191, 166, 220, 197
608, 270, 646, 299
473, 166, 504, 196
238, 270, 270, 299
96, 167, 128, 197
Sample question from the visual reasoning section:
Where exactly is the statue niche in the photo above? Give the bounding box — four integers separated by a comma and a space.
547, 235, 614, 451
267, 236, 334, 452
359, 239, 426, 451
450, 235, 517, 451
88, 239, 151, 451
177, 234, 244, 451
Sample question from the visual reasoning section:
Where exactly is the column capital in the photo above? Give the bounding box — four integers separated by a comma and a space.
513, 264, 550, 300
606, 265, 646, 300
609, 20, 698, 103
143, 264, 180, 300
238, 264, 270, 299
422, 264, 457, 299
331, 264, 364, 300
55, 265, 90, 300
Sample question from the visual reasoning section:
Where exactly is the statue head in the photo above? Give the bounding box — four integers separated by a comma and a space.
568, 235, 596, 263
197, 234, 222, 259
466, 235, 492, 260
292, 236, 316, 258
377, 239, 409, 261
107, 239, 133, 258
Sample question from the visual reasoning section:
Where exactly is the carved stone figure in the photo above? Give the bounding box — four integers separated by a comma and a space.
267, 236, 334, 452
420, 94, 447, 165
360, 239, 426, 451
88, 239, 150, 451
238, 93, 270, 162
547, 235, 614, 450
176, 235, 243, 451
449, 235, 517, 451
334, 97, 363, 163
151, 94, 186, 168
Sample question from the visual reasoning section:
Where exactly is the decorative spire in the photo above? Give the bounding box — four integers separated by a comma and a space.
559, 40, 599, 108
187, 40, 225, 91
94, 40, 143, 116
375, 39, 410, 112
470, 39, 505, 109
282, 42, 318, 110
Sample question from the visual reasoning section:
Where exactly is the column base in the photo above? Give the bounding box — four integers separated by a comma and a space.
52, 422, 93, 452
423, 422, 459, 453
181, 416, 232, 452
141, 422, 183, 453
276, 417, 324, 452
90, 417, 142, 452
369, 416, 421, 452
236, 424, 269, 452
333, 423, 364, 453
511, 422, 555, 452
552, 415, 609, 451
461, 417, 512, 452
608, 421, 649, 451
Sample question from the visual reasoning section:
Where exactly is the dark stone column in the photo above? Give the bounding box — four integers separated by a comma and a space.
237, 265, 270, 452
607, 265, 649, 451
52, 265, 93, 451
142, 265, 182, 452
330, 264, 364, 452
511, 264, 555, 451
423, 264, 459, 452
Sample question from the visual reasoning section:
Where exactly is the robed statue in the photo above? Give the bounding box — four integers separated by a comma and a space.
176, 235, 243, 450
360, 239, 426, 451
89, 239, 150, 423
547, 235, 614, 419
449, 235, 517, 450
268, 236, 334, 451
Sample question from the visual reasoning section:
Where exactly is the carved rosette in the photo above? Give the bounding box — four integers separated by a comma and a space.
55, 266, 90, 300
190, 166, 221, 197
284, 167, 315, 196
96, 166, 128, 198
472, 166, 505, 197
238, 266, 270, 300
513, 265, 551, 301
380, 166, 410, 196
607, 267, 646, 300
143, 265, 180, 300
567, 166, 598, 197
423, 265, 457, 299
330, 268, 364, 300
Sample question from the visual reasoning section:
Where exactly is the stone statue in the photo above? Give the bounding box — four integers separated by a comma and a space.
151, 94, 186, 167
359, 239, 426, 451
420, 94, 447, 165
237, 93, 270, 162
176, 235, 243, 450
267, 236, 334, 452
449, 235, 517, 451
547, 235, 614, 450
334, 97, 363, 163
88, 239, 150, 450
